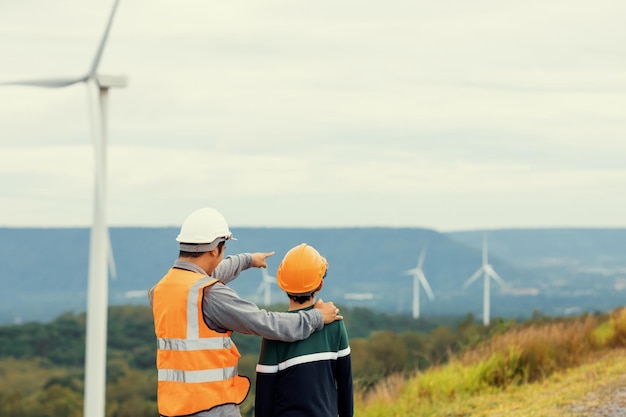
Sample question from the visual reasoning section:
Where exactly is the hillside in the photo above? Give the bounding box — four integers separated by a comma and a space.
356, 308, 626, 417
1, 227, 625, 324
358, 348, 626, 417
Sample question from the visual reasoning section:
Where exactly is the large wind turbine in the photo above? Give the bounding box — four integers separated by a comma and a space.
256, 268, 277, 305
404, 244, 435, 319
463, 234, 507, 326
0, 2, 126, 417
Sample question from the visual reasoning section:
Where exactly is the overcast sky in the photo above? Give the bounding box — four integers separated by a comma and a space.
1, 0, 625, 231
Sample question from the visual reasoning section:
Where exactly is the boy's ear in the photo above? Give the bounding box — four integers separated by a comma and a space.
311, 282, 324, 300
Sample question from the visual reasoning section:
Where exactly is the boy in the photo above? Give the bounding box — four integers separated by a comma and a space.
255, 243, 353, 417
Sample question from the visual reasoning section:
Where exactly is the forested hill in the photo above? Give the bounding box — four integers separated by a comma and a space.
1, 227, 625, 324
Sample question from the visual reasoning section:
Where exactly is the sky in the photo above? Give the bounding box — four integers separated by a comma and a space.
1, 0, 625, 231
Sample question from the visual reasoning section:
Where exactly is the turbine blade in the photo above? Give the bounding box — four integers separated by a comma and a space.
417, 271, 435, 300
255, 280, 265, 297
417, 244, 428, 268
488, 268, 507, 287
463, 267, 483, 289
482, 234, 488, 266
107, 230, 117, 279
261, 268, 276, 283
0, 76, 86, 88
89, 0, 121, 75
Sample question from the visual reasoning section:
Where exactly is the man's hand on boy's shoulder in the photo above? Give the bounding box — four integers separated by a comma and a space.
315, 298, 343, 324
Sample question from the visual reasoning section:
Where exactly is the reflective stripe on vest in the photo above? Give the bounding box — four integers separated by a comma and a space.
158, 337, 231, 351
158, 366, 238, 383
186, 276, 214, 337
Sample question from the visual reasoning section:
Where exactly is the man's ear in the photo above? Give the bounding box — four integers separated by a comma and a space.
199, 247, 218, 260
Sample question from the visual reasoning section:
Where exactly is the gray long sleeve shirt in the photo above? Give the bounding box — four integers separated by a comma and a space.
168, 254, 324, 417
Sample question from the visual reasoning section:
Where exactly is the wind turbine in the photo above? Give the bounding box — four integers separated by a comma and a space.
256, 268, 277, 305
462, 234, 507, 326
404, 244, 435, 319
1, 2, 126, 417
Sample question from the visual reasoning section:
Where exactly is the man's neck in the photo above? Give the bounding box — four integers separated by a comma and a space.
178, 255, 214, 275
288, 298, 315, 310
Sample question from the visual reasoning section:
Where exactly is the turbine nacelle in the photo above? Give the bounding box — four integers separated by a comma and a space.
404, 267, 421, 276
483, 264, 506, 287
96, 74, 128, 89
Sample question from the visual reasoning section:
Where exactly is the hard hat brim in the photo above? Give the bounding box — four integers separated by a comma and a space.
179, 235, 236, 252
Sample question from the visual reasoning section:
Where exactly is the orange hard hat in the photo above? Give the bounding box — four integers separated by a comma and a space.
277, 243, 328, 294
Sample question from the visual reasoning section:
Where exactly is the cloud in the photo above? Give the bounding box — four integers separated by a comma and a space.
1, 0, 625, 229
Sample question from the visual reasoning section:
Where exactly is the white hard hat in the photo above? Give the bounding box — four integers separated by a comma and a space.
176, 207, 236, 251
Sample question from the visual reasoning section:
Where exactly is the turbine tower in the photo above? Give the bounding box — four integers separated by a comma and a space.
1, 2, 126, 417
256, 268, 277, 305
404, 244, 435, 319
463, 234, 507, 326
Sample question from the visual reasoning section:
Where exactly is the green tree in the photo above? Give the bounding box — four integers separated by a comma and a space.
0, 390, 27, 417
424, 325, 458, 365
37, 384, 83, 417
400, 331, 430, 370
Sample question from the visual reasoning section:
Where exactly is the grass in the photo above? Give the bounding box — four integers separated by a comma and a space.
458, 349, 626, 417
355, 307, 626, 417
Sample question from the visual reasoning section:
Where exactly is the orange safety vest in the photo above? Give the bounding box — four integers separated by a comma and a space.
150, 268, 250, 416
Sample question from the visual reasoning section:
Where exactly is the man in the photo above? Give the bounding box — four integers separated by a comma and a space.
255, 243, 353, 417
148, 208, 342, 417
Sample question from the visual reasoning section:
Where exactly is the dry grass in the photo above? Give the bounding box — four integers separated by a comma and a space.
355, 307, 626, 417
357, 349, 626, 417
355, 373, 407, 408
460, 315, 598, 385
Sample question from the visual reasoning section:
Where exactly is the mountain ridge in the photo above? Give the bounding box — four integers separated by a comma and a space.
1, 226, 625, 324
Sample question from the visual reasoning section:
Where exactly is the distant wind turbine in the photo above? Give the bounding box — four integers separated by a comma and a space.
256, 268, 277, 305
404, 244, 435, 319
0, 2, 126, 417
463, 234, 507, 326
